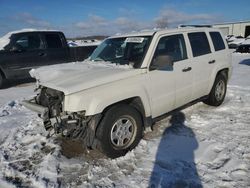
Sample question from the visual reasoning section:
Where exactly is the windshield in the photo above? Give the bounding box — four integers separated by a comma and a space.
90, 36, 151, 68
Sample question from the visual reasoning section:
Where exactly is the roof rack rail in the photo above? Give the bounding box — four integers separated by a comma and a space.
178, 24, 212, 28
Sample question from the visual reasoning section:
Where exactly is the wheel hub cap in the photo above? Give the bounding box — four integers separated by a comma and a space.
215, 80, 225, 101
110, 117, 135, 148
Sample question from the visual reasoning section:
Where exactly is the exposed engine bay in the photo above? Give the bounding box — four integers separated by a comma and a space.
36, 87, 64, 119
34, 87, 101, 148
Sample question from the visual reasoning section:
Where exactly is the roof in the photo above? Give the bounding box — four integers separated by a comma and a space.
109, 30, 156, 38
179, 24, 212, 28
0, 28, 60, 50
109, 27, 220, 38
213, 20, 250, 26
0, 28, 60, 38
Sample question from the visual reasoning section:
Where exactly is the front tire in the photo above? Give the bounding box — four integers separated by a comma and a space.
204, 74, 227, 106
96, 104, 143, 158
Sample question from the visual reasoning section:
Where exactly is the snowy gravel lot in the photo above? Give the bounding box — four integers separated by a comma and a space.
0, 52, 249, 188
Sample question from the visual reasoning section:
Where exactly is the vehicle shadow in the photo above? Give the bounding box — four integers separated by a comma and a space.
239, 59, 250, 66
2, 78, 35, 89
149, 112, 202, 188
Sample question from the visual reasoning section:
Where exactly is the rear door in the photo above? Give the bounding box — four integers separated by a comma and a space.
43, 32, 70, 65
3, 32, 47, 78
187, 32, 214, 100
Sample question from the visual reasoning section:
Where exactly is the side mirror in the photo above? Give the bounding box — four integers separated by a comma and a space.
150, 55, 173, 70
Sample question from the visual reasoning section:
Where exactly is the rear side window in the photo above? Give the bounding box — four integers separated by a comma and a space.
209, 32, 226, 51
45, 33, 63, 48
154, 34, 187, 62
188, 32, 211, 57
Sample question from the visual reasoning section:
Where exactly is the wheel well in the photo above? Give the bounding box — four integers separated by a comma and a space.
102, 97, 146, 126
217, 68, 228, 81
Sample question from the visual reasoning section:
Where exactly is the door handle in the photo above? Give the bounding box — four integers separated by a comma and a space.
38, 52, 46, 57
208, 60, 216, 64
182, 67, 192, 72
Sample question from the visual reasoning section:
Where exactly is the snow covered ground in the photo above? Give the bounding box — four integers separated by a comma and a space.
0, 52, 249, 188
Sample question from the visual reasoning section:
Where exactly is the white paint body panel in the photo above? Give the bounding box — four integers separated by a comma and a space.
33, 28, 232, 118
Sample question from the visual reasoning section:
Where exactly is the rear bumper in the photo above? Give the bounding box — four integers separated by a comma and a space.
22, 99, 48, 119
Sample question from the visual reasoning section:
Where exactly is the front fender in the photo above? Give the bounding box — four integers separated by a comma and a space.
63, 77, 152, 117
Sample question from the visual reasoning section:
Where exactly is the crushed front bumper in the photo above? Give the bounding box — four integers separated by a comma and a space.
22, 99, 102, 148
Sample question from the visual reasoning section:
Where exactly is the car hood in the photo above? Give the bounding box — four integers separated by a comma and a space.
30, 61, 144, 95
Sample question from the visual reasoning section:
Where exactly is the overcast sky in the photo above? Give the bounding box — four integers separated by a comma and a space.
0, 0, 249, 38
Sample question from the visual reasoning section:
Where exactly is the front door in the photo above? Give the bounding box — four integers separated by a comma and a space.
147, 34, 192, 118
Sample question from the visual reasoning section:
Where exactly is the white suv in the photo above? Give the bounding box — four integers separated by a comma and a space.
23, 27, 232, 158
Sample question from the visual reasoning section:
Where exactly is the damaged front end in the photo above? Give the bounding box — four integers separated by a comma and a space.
23, 87, 101, 148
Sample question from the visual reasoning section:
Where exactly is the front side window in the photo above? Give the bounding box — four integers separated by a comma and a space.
209, 32, 226, 51
188, 32, 211, 57
152, 34, 187, 65
90, 36, 151, 68
14, 34, 42, 50
45, 34, 63, 48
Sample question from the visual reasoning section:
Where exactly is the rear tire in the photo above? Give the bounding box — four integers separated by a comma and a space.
96, 104, 143, 158
204, 74, 227, 106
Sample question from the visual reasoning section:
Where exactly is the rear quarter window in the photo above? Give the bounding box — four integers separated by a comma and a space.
209, 32, 226, 51
188, 32, 211, 57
